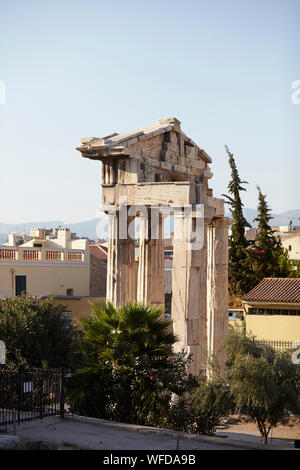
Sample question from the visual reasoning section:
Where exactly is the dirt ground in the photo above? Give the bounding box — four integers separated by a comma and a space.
216, 417, 300, 446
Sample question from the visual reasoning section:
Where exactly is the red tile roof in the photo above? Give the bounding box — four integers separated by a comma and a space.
280, 232, 300, 240
90, 244, 107, 260
243, 278, 300, 304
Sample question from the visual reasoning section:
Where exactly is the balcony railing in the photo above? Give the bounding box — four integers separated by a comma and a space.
46, 250, 62, 261
0, 249, 16, 260
0, 247, 85, 263
22, 250, 39, 261
67, 252, 83, 262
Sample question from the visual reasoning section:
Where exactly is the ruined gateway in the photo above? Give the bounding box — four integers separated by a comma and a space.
77, 117, 229, 374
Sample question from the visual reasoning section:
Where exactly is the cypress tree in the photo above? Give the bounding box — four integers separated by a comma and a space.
222, 146, 251, 295
223, 146, 250, 246
249, 186, 292, 282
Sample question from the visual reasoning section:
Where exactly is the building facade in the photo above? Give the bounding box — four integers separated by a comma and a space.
242, 278, 300, 342
89, 244, 107, 297
280, 232, 300, 261
0, 227, 90, 298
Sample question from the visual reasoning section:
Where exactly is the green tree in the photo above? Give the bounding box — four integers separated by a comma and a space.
66, 302, 196, 426
0, 294, 80, 369
222, 146, 251, 295
223, 329, 300, 444
247, 186, 292, 286
189, 374, 233, 435
79, 302, 177, 373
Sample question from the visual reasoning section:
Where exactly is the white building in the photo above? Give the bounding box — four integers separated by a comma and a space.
281, 232, 300, 261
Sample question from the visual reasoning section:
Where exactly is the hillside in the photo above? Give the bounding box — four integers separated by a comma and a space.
0, 209, 299, 243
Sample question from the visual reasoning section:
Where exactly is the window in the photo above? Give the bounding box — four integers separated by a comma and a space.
15, 275, 26, 296
252, 308, 300, 316
248, 308, 257, 315
289, 245, 292, 251
66, 288, 74, 296
33, 243, 42, 248
164, 250, 173, 257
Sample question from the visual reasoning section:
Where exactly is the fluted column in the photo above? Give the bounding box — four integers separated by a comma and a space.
206, 217, 229, 374
106, 211, 136, 307
137, 209, 164, 306
171, 208, 208, 375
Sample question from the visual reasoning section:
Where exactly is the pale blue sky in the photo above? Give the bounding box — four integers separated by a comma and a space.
0, 0, 299, 223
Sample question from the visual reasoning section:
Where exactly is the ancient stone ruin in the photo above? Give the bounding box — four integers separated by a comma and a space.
77, 117, 229, 374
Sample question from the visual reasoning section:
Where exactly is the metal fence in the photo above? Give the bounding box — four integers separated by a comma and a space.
253, 339, 294, 352
0, 368, 64, 428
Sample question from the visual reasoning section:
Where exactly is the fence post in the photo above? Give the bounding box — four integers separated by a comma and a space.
17, 369, 22, 425
12, 408, 16, 435
39, 372, 43, 421
59, 369, 65, 419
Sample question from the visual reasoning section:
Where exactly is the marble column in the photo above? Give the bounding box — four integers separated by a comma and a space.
137, 208, 164, 306
206, 217, 229, 374
106, 210, 136, 307
171, 208, 208, 376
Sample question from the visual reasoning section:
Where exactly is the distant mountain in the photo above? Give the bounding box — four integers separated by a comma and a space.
225, 208, 300, 228
69, 218, 108, 240
0, 209, 299, 243
0, 217, 108, 243
0, 221, 64, 234
242, 208, 258, 227
0, 234, 7, 244
276, 209, 300, 219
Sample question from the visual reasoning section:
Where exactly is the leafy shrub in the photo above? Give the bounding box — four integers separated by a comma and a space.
223, 329, 300, 444
165, 396, 194, 432
189, 375, 233, 435
0, 294, 80, 369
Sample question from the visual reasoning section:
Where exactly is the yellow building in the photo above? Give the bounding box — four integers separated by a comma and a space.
0, 227, 90, 298
52, 296, 105, 325
242, 278, 300, 342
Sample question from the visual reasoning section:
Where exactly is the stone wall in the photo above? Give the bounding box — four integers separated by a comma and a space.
89, 245, 107, 297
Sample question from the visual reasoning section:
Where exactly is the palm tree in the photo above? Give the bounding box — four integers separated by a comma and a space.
79, 302, 178, 374
66, 303, 192, 425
